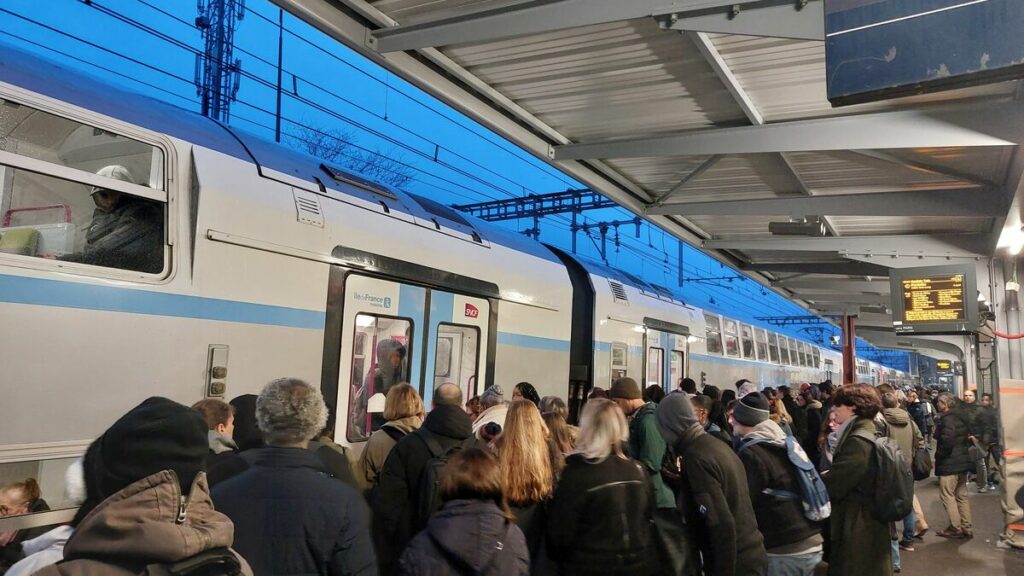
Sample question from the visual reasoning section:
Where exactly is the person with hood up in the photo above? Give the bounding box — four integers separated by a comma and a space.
34, 397, 252, 575
732, 393, 823, 575
656, 392, 767, 576
358, 383, 425, 489
59, 164, 163, 273
399, 448, 529, 575
212, 378, 376, 576
821, 384, 891, 576
879, 391, 924, 560
5, 460, 87, 576
473, 385, 509, 440
374, 383, 473, 575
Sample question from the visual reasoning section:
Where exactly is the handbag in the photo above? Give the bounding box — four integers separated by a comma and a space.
911, 445, 933, 481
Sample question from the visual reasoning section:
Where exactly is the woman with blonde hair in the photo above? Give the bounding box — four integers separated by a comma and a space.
546, 399, 653, 576
495, 400, 559, 572
357, 382, 424, 489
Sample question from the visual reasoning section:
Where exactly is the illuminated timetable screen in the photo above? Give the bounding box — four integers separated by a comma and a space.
890, 265, 977, 335
901, 275, 966, 323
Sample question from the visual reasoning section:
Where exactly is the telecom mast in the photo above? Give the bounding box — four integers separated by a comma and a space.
194, 0, 244, 122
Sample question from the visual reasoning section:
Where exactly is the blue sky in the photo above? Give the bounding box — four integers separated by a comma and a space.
0, 0, 912, 371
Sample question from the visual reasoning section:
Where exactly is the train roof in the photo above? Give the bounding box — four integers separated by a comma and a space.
0, 41, 563, 264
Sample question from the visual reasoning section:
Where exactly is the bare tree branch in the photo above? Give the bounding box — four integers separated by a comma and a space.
288, 123, 415, 189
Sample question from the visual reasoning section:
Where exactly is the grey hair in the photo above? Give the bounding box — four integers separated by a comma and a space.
572, 398, 628, 462
256, 378, 328, 445
936, 392, 956, 410
539, 396, 567, 419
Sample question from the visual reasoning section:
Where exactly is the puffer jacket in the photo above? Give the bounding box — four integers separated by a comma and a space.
399, 499, 529, 576
881, 408, 922, 467
358, 415, 422, 489
34, 471, 251, 575
935, 406, 974, 476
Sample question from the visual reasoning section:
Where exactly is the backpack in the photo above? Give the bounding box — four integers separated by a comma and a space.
383, 426, 407, 443
738, 435, 831, 522
416, 431, 462, 527
139, 548, 243, 575
852, 429, 914, 523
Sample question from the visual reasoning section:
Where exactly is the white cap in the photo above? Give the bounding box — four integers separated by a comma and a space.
94, 164, 135, 185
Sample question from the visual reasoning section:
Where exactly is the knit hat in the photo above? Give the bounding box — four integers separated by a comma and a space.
609, 377, 642, 400
655, 391, 699, 446
734, 392, 771, 427
86, 397, 208, 500
480, 384, 504, 405
230, 394, 264, 451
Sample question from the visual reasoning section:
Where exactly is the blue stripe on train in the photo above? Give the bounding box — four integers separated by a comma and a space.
496, 332, 571, 352
0, 273, 326, 330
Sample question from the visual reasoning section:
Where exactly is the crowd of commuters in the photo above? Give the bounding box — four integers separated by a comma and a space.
0, 373, 1003, 576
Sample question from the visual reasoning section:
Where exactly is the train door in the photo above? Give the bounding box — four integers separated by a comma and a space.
644, 323, 688, 393
644, 327, 666, 390
669, 333, 688, 392
423, 290, 489, 406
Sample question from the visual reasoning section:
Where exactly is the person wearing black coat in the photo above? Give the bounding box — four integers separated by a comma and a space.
656, 393, 767, 576
212, 378, 377, 576
373, 385, 473, 575
933, 393, 974, 539
399, 449, 529, 576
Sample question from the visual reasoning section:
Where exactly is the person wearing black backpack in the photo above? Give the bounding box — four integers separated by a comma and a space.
373, 383, 473, 575
733, 393, 824, 576
822, 384, 892, 576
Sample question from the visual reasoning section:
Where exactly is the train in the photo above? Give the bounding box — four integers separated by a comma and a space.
0, 43, 909, 505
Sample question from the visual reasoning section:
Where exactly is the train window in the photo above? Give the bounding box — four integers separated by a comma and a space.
722, 319, 740, 357
0, 457, 80, 525
789, 339, 801, 366
347, 314, 412, 442
703, 313, 723, 355
646, 347, 664, 388
0, 99, 164, 191
795, 341, 805, 366
767, 332, 780, 364
611, 341, 629, 368
0, 164, 165, 274
740, 324, 755, 359
670, 350, 684, 390
812, 347, 821, 368
778, 336, 791, 364
433, 323, 480, 400
755, 328, 769, 361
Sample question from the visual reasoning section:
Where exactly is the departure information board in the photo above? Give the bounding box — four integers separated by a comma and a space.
901, 274, 966, 323
890, 264, 977, 335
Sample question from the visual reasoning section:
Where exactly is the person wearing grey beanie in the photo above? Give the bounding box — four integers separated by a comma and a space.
657, 392, 767, 576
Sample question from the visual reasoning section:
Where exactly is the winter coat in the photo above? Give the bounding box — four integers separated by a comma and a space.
782, 396, 807, 443
546, 453, 653, 575
399, 499, 529, 576
823, 417, 891, 576
674, 425, 767, 576
802, 401, 823, 469
974, 405, 999, 445
60, 197, 162, 273
374, 405, 473, 573
628, 402, 676, 509
473, 404, 509, 440
34, 471, 252, 576
935, 406, 974, 476
358, 415, 422, 489
704, 422, 733, 447
510, 501, 553, 575
212, 446, 376, 576
206, 431, 248, 488
907, 400, 934, 436
736, 420, 822, 553
0, 497, 49, 571
881, 408, 923, 467
4, 525, 72, 576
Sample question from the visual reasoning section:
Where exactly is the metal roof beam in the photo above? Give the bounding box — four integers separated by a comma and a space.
554, 104, 1022, 160
801, 293, 889, 305
670, 0, 824, 40
648, 187, 1002, 217
773, 279, 890, 292
651, 155, 723, 206
368, 0, 767, 53
704, 234, 990, 257
843, 150, 997, 188
742, 261, 892, 276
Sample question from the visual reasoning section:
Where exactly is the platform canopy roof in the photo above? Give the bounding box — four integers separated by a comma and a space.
272, 0, 1024, 356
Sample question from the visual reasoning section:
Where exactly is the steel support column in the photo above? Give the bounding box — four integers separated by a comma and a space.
842, 315, 856, 385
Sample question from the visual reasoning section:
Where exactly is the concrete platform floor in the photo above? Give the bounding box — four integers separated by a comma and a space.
900, 478, 1024, 575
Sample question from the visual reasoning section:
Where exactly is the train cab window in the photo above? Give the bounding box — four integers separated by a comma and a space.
767, 332, 780, 364
778, 336, 791, 364
740, 324, 755, 359
670, 350, 684, 390
722, 319, 740, 358
646, 347, 664, 388
703, 313, 723, 355
755, 328, 769, 362
434, 323, 480, 401
347, 314, 412, 441
0, 100, 167, 275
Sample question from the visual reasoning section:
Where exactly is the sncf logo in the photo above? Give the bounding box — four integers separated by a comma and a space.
465, 304, 479, 319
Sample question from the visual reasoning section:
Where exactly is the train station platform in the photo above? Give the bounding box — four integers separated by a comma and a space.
902, 479, 1024, 574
